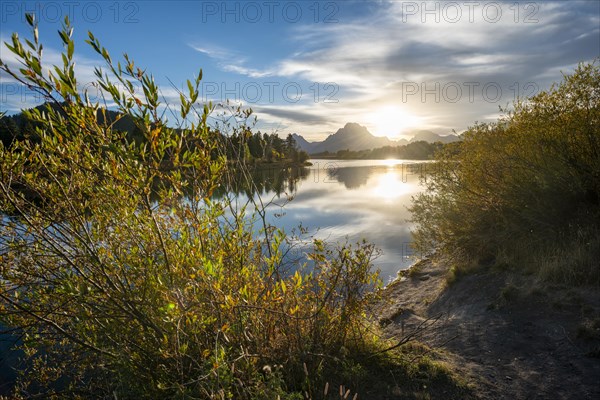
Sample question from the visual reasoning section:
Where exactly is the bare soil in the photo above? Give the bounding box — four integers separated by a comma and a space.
375, 258, 600, 399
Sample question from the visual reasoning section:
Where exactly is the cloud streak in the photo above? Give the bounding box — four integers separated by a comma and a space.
3, 2, 598, 140
191, 1, 598, 137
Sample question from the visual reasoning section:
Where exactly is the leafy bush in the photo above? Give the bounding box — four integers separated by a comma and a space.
0, 16, 384, 398
410, 61, 600, 284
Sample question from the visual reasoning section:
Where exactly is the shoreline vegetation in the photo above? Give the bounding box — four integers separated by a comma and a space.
0, 14, 598, 399
309, 140, 444, 160
240, 159, 313, 169
409, 61, 600, 286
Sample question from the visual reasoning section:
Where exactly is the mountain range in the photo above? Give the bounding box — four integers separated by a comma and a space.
292, 123, 460, 154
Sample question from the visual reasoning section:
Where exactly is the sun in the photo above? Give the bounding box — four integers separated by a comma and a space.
367, 105, 422, 138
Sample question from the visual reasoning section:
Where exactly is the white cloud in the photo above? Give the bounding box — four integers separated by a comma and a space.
189, 44, 234, 60
247, 1, 600, 137
189, 43, 274, 78
222, 64, 273, 78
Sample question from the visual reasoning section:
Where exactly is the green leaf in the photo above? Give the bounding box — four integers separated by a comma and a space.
58, 30, 69, 45
30, 58, 42, 75
25, 39, 35, 51
67, 40, 74, 59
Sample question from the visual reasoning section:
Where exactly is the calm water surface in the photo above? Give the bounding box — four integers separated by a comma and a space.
239, 159, 429, 283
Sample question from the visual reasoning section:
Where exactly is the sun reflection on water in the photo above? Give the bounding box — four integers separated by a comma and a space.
371, 169, 410, 201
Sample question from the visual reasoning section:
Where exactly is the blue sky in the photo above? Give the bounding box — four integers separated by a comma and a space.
1, 1, 599, 141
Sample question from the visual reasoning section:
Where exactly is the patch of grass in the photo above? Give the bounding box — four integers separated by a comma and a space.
487, 282, 521, 309
536, 232, 600, 286
400, 341, 433, 355
308, 345, 472, 400
408, 356, 470, 397
445, 260, 479, 285
445, 268, 458, 286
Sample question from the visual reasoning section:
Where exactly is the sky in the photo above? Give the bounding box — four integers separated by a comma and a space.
1, 0, 599, 141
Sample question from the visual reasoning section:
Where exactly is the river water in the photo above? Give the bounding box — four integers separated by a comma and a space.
233, 159, 430, 283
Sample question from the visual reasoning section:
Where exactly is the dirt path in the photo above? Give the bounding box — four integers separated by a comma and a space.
376, 259, 600, 399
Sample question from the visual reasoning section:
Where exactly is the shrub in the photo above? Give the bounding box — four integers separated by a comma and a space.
410, 60, 600, 284
0, 15, 383, 398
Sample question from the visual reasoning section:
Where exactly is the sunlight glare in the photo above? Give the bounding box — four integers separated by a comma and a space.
372, 170, 408, 201
383, 159, 401, 167
367, 105, 422, 138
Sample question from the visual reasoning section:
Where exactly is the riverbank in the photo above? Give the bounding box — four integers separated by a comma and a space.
249, 160, 312, 168
376, 258, 600, 399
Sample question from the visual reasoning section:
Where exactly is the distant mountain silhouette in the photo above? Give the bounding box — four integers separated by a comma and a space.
292, 123, 460, 154
291, 123, 398, 154
291, 133, 318, 154
408, 130, 460, 144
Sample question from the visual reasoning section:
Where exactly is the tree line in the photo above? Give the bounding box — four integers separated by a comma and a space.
222, 130, 309, 164
312, 140, 445, 160
0, 106, 309, 166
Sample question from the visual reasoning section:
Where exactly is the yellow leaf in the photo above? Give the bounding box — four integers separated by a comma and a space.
280, 280, 287, 294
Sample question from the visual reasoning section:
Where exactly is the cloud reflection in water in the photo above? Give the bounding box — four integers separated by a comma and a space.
257, 160, 427, 283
